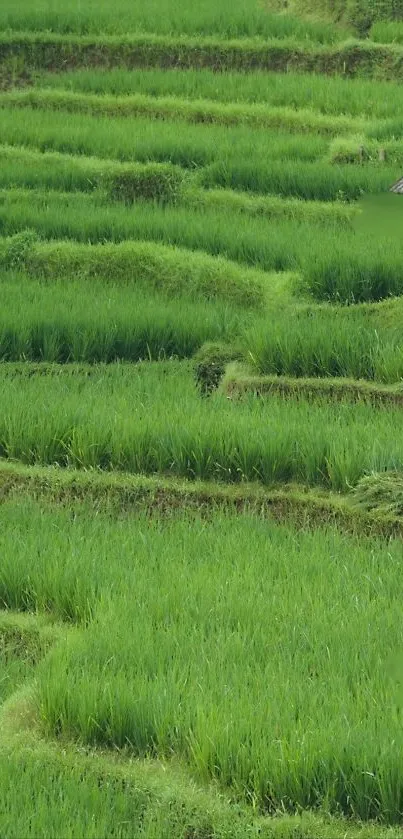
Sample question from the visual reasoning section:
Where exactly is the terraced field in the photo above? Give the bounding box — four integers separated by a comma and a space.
2, 2, 403, 837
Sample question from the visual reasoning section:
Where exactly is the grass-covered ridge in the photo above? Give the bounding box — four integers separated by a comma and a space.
3, 32, 403, 79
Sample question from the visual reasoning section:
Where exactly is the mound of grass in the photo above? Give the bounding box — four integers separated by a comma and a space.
0, 235, 266, 308
188, 187, 356, 226
2, 32, 403, 79
222, 363, 403, 406
0, 88, 367, 135
193, 342, 244, 394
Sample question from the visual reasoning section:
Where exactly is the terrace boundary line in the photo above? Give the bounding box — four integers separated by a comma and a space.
222, 364, 403, 406
1, 461, 402, 540
2, 32, 403, 78
0, 89, 367, 135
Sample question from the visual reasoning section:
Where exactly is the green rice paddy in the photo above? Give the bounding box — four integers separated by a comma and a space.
2, 1, 403, 836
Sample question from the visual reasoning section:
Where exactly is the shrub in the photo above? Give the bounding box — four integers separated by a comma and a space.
193, 342, 244, 395
2, 228, 39, 268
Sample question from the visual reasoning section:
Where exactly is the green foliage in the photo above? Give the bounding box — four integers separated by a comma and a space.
2, 32, 403, 79
2, 229, 39, 269
38, 66, 403, 120
0, 272, 243, 362
106, 163, 185, 205
2, 498, 403, 819
244, 308, 403, 382
0, 236, 266, 309
1, 362, 403, 489
351, 471, 403, 516
193, 342, 244, 394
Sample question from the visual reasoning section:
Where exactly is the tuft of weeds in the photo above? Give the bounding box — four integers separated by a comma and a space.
193, 342, 244, 395
351, 471, 403, 516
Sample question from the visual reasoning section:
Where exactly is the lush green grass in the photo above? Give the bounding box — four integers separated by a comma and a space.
0, 88, 367, 136
2, 191, 403, 301
2, 361, 403, 489
222, 365, 403, 406
244, 307, 403, 382
1, 698, 400, 839
2, 5, 403, 835
0, 0, 343, 40
2, 497, 403, 821
0, 236, 268, 309
38, 67, 403, 120
199, 159, 395, 201
0, 273, 245, 363
370, 21, 403, 44
0, 105, 332, 166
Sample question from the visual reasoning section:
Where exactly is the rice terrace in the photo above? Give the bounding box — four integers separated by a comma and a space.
5, 0, 403, 836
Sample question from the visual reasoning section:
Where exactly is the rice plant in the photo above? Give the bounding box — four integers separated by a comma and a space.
38, 67, 403, 120
1, 362, 403, 489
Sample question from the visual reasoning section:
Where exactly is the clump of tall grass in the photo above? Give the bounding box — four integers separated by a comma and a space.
370, 21, 403, 44
351, 471, 403, 516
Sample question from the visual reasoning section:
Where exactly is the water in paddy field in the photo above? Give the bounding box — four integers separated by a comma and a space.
354, 192, 403, 242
